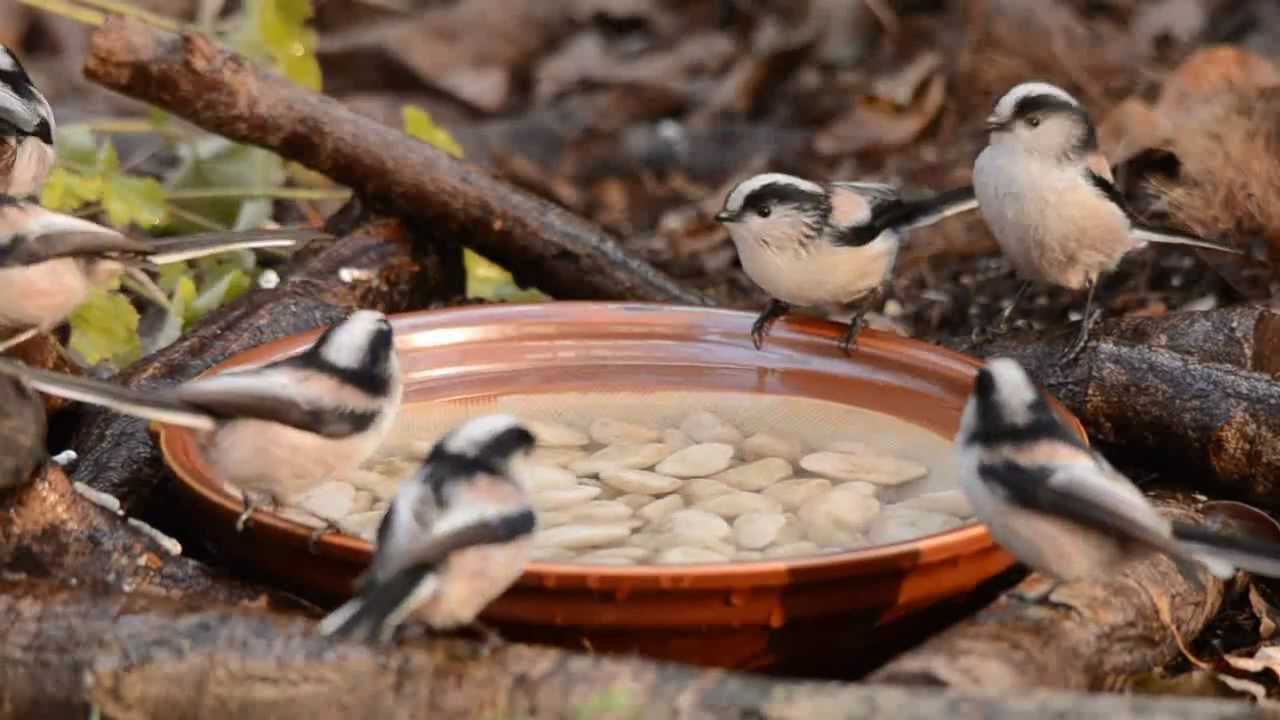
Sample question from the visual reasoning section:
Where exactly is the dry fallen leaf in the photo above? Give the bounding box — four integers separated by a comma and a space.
813, 71, 946, 156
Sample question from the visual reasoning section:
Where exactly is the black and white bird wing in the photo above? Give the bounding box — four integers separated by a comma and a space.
978, 456, 1181, 555
883, 185, 979, 232
828, 183, 976, 246
172, 367, 380, 438
0, 357, 216, 431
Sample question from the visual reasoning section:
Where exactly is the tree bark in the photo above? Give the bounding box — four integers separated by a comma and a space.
0, 579, 1262, 720
68, 205, 455, 513
944, 305, 1280, 510
0, 466, 285, 607
83, 17, 710, 307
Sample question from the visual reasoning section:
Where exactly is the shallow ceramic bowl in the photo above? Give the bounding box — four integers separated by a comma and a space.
159, 302, 1087, 672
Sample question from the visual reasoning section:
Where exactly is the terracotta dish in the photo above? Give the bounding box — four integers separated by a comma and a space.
158, 302, 1087, 672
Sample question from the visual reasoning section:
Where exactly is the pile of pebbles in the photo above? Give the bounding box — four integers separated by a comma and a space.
275, 408, 974, 566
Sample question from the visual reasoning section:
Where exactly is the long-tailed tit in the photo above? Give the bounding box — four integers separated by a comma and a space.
973, 82, 1242, 362
0, 45, 55, 196
955, 357, 1280, 602
318, 414, 537, 645
714, 172, 976, 353
0, 194, 329, 355
0, 309, 402, 534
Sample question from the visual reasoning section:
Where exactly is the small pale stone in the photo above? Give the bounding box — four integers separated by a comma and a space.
764, 541, 820, 559
799, 451, 928, 485
763, 478, 832, 509
536, 510, 574, 527
342, 468, 402, 499
798, 486, 881, 546
663, 509, 732, 540
525, 463, 581, 491
531, 485, 602, 511
351, 490, 375, 514
530, 447, 589, 466
839, 481, 879, 496
742, 433, 805, 461
535, 523, 632, 549
338, 510, 384, 541
716, 457, 793, 491
638, 494, 685, 524
599, 468, 683, 495
695, 491, 783, 518
733, 512, 787, 549
868, 509, 962, 545
569, 443, 673, 475
776, 514, 806, 544
896, 490, 973, 518
530, 546, 575, 561
655, 546, 729, 564
735, 550, 765, 561
615, 493, 655, 510
680, 411, 745, 444
576, 555, 636, 566
566, 500, 634, 523
825, 440, 880, 455
642, 533, 736, 556
680, 478, 733, 500
578, 546, 651, 561
289, 481, 356, 521
526, 420, 591, 447
662, 428, 692, 449
655, 443, 734, 478
589, 418, 660, 444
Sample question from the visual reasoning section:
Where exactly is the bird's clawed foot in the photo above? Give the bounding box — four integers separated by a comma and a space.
1057, 306, 1101, 366
1010, 578, 1078, 613
468, 620, 505, 657
838, 314, 867, 357
750, 299, 791, 350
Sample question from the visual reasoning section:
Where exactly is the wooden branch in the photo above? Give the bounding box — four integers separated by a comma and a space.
0, 466, 282, 606
943, 305, 1280, 510
83, 17, 710, 306
69, 204, 459, 513
0, 579, 1261, 720
873, 498, 1225, 690
0, 376, 44, 491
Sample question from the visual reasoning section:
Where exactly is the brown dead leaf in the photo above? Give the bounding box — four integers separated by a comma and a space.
813, 72, 946, 156
1251, 585, 1279, 641
1098, 97, 1160, 168
534, 31, 735, 105
1132, 0, 1207, 57
1156, 45, 1280, 117
1224, 645, 1280, 681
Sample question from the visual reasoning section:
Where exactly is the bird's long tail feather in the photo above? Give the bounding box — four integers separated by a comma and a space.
318, 563, 436, 642
893, 185, 979, 232
0, 358, 215, 431
1131, 226, 1242, 254
144, 227, 331, 265
1172, 520, 1280, 579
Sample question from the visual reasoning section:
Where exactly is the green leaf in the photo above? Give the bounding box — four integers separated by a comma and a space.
54, 125, 100, 168
68, 288, 142, 368
232, 0, 322, 91
464, 248, 549, 302
402, 105, 464, 159
103, 174, 168, 229
167, 139, 285, 233
40, 168, 102, 213
173, 274, 199, 324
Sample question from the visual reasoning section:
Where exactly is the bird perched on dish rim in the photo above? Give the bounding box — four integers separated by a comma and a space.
0, 309, 402, 536
715, 172, 977, 353
318, 413, 538, 645
972, 81, 1242, 362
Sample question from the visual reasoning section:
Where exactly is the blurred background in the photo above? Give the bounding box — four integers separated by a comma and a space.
9, 0, 1280, 359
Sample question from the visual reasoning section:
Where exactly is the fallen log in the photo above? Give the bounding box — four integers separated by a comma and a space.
0, 466, 282, 606
0, 579, 1262, 720
944, 305, 1280, 510
70, 204, 458, 513
0, 377, 45, 491
872, 498, 1225, 690
84, 17, 710, 307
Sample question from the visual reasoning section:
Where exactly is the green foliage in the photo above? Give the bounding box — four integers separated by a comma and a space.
573, 688, 638, 720
68, 286, 142, 367
400, 104, 549, 303
230, 0, 322, 91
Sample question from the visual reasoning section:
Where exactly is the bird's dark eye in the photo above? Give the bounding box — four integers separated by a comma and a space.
755, 205, 772, 218
1026, 116, 1041, 128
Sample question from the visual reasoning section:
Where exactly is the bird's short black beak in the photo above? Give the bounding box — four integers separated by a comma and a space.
714, 210, 735, 223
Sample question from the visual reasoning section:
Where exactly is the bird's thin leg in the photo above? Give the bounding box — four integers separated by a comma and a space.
838, 289, 882, 356
235, 493, 260, 532
994, 281, 1032, 335
750, 299, 790, 350
0, 327, 39, 355
1058, 280, 1099, 365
